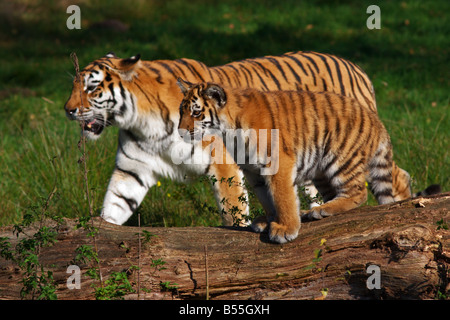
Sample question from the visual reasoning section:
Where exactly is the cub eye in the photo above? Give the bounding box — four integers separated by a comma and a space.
192, 110, 202, 117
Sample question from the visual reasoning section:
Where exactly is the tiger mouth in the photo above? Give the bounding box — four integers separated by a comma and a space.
81, 116, 105, 135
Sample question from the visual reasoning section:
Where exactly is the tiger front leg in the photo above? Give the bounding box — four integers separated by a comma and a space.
266, 165, 301, 244
101, 167, 152, 225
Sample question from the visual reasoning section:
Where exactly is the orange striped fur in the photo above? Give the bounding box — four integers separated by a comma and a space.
177, 80, 396, 243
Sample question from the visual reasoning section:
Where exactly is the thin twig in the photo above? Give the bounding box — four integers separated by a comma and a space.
70, 52, 94, 218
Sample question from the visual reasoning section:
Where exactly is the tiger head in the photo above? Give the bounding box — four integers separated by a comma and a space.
176, 78, 227, 138
64, 52, 141, 140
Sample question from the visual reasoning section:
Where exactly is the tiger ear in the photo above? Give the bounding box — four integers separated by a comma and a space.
204, 84, 227, 107
118, 54, 141, 71
176, 78, 194, 95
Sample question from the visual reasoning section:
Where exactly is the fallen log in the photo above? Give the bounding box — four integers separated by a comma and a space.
0, 192, 448, 300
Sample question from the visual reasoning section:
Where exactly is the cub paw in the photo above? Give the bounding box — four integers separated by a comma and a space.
269, 221, 300, 244
251, 215, 269, 233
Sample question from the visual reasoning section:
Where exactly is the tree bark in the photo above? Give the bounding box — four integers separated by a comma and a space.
0, 192, 448, 300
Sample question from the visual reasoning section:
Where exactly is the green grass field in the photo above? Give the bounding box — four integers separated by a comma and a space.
0, 0, 448, 227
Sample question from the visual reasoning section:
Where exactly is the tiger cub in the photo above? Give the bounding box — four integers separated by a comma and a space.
176, 78, 396, 243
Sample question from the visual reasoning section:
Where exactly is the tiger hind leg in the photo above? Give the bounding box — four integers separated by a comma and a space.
303, 163, 368, 220
304, 176, 368, 220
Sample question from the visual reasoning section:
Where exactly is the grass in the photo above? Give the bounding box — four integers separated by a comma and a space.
0, 0, 448, 227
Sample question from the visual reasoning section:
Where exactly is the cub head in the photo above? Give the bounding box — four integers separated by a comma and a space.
64, 52, 141, 139
176, 78, 227, 139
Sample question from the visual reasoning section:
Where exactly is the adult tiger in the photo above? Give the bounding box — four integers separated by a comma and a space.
64, 51, 419, 226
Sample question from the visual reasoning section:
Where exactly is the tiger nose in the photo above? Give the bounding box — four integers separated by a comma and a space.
65, 106, 78, 120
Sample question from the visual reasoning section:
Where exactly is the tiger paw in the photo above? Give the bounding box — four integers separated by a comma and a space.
251, 215, 269, 233
269, 221, 300, 244
301, 207, 332, 221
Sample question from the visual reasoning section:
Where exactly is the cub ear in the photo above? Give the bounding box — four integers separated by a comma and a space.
204, 84, 227, 107
176, 78, 194, 95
